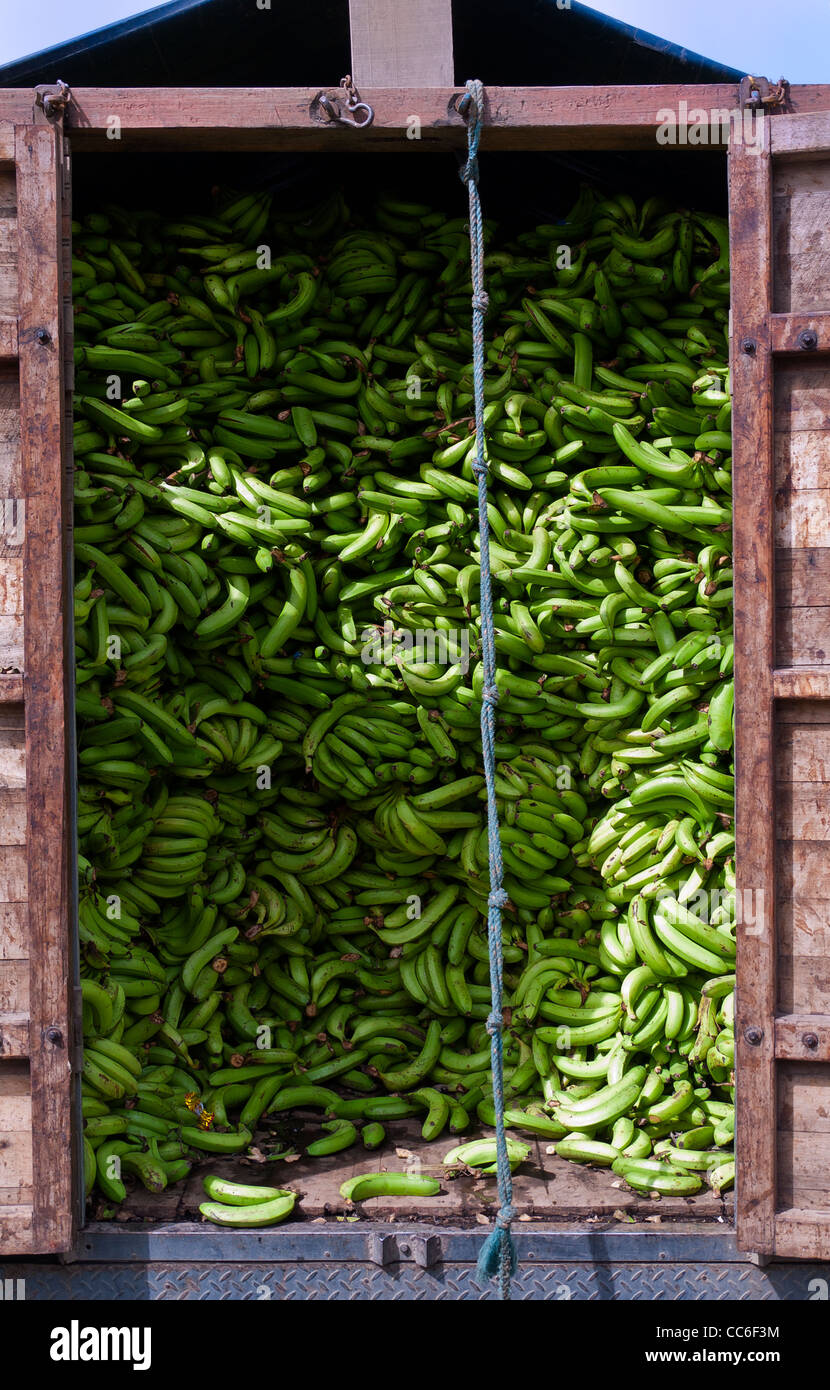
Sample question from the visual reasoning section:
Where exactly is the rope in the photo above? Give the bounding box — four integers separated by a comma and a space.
459, 77, 517, 1301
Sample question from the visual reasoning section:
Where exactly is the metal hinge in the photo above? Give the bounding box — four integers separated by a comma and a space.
34, 80, 71, 118
739, 75, 789, 112
369, 1232, 442, 1269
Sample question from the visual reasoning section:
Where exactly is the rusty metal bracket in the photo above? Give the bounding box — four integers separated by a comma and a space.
34, 80, 72, 118
739, 76, 789, 112
312, 75, 374, 129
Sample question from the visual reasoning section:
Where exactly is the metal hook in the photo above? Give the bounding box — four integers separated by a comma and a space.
316, 75, 374, 129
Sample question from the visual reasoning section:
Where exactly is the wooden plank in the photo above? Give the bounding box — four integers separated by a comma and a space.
775, 1016, 830, 1060
776, 723, 830, 781
349, 0, 453, 88
0, 1206, 32, 1252
0, 959, 28, 1014
778, 955, 830, 1015
0, 791, 26, 845
774, 1211, 830, 1261
0, 847, 27, 902
0, 84, 810, 153
0, 903, 27, 959
0, 319, 16, 360
729, 127, 776, 1256
772, 110, 830, 155
0, 1017, 29, 1058
0, 126, 13, 165
14, 124, 73, 1257
770, 313, 830, 351
774, 668, 830, 698
772, 159, 830, 312
0, 675, 23, 705
776, 608, 830, 667
0, 370, 21, 498
776, 785, 830, 840
776, 550, 830, 609
777, 1132, 830, 1205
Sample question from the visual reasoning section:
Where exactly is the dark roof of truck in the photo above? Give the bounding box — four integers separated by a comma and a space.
0, 0, 743, 88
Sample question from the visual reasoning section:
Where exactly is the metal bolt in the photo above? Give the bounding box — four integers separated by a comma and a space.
35, 327, 51, 345
741, 337, 756, 355
744, 1026, 763, 1046
797, 328, 818, 352
802, 1032, 819, 1051
45, 1027, 64, 1046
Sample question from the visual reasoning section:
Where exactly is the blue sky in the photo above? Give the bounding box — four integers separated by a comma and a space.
2, 0, 829, 81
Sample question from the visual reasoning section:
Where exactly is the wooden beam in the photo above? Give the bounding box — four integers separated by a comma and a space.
773, 668, 830, 699
775, 1015, 830, 1061
729, 122, 777, 1257
0, 125, 14, 165
15, 124, 74, 1256
349, 0, 454, 88
770, 312, 830, 354
0, 84, 824, 152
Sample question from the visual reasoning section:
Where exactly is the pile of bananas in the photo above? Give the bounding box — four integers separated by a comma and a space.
74, 183, 735, 1208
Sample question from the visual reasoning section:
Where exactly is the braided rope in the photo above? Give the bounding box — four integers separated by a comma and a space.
460, 77, 517, 1301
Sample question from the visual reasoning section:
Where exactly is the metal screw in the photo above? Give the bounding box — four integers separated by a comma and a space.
45, 1027, 64, 1046
797, 328, 818, 352
35, 327, 51, 345
399, 1243, 410, 1256
741, 337, 756, 355
744, 1026, 763, 1046
802, 1032, 819, 1050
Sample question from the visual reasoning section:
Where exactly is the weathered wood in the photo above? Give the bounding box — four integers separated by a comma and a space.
773, 668, 830, 699
0, 1205, 32, 1251
772, 110, 830, 155
770, 313, 830, 350
774, 1210, 830, 1261
773, 158, 830, 312
776, 608, 830, 667
0, 959, 28, 1014
777, 1132, 830, 1205
349, 0, 454, 88
14, 124, 73, 1256
0, 1016, 29, 1058
0, 675, 23, 705
0, 319, 16, 360
0, 371, 21, 499
730, 127, 776, 1255
775, 1016, 830, 1060
776, 549, 830, 609
0, 84, 824, 153
776, 786, 830, 840
776, 723, 830, 781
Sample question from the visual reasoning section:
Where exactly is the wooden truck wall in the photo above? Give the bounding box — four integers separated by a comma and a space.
0, 92, 828, 1259
0, 120, 74, 1255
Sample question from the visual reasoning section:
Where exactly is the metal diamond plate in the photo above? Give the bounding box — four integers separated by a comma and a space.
1, 1261, 826, 1299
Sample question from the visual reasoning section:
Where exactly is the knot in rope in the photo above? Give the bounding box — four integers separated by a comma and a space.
481, 681, 500, 707
472, 289, 489, 312
485, 1009, 503, 1036
488, 888, 509, 909
495, 1205, 516, 1230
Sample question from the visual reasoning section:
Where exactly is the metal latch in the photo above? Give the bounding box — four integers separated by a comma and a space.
739, 76, 789, 111
314, 75, 374, 129
34, 80, 72, 117
369, 1233, 442, 1269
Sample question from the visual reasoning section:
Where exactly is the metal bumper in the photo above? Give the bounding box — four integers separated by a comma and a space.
2, 1223, 827, 1299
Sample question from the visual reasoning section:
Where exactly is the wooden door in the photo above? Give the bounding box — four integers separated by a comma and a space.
732, 109, 830, 1259
0, 113, 76, 1256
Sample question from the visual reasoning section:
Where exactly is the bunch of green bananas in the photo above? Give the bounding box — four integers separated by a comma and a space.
73, 183, 734, 1207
